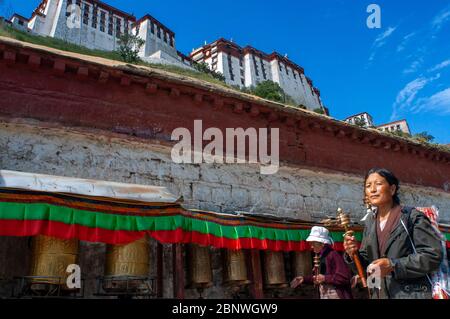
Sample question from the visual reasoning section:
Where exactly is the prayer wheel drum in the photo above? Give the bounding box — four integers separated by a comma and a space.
263, 251, 288, 288
292, 251, 313, 277
187, 244, 213, 289
103, 236, 150, 292
223, 249, 250, 286
29, 235, 79, 290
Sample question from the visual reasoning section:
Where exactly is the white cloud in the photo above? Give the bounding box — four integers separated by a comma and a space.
397, 32, 416, 52
368, 26, 397, 64
373, 26, 397, 48
412, 88, 450, 114
432, 6, 450, 30
428, 59, 450, 72
391, 74, 441, 120
403, 59, 423, 74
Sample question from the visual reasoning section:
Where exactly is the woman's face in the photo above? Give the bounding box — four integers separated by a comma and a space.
365, 173, 396, 207
311, 242, 324, 253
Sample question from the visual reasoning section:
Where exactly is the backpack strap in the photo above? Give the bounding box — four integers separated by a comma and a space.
399, 209, 434, 287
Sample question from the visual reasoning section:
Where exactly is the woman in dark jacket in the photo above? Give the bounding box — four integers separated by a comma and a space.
291, 226, 353, 299
344, 168, 442, 299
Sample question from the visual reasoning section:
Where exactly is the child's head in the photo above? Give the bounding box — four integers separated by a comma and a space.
306, 226, 332, 253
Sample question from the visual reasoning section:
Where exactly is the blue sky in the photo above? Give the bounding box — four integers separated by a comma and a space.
2, 0, 449, 143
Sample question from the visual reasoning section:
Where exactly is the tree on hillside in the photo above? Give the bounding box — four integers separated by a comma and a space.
117, 33, 145, 63
313, 108, 325, 114
252, 80, 285, 103
389, 130, 411, 139
413, 131, 434, 143
354, 117, 367, 128
193, 62, 225, 82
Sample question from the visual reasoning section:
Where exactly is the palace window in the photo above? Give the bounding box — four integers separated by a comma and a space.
163, 32, 167, 43
124, 20, 129, 35
115, 18, 122, 37
261, 60, 266, 79
108, 13, 113, 35
157, 26, 161, 39
100, 11, 106, 32
253, 56, 259, 76
82, 4, 90, 25
92, 6, 98, 28
169, 36, 174, 47
150, 22, 154, 34
135, 23, 140, 36
228, 55, 234, 81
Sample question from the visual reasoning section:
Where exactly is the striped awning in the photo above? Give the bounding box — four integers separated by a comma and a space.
0, 170, 448, 251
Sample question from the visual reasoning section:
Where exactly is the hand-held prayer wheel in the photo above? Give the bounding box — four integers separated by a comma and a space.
223, 249, 250, 286
263, 251, 288, 288
292, 251, 312, 277
337, 208, 367, 288
187, 244, 213, 289
313, 253, 321, 286
103, 236, 150, 292
29, 235, 79, 288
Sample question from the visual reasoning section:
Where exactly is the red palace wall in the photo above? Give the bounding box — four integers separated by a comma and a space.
0, 37, 449, 191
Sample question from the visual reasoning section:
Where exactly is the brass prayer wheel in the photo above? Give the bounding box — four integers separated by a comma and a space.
103, 236, 150, 292
292, 251, 312, 277
223, 249, 250, 286
29, 235, 79, 288
263, 251, 288, 288
187, 244, 213, 289
104, 236, 150, 277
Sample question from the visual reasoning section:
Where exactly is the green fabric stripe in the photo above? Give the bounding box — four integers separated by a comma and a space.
0, 201, 362, 242
445, 233, 450, 241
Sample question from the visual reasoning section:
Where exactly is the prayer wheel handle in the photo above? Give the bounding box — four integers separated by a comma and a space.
337, 208, 368, 288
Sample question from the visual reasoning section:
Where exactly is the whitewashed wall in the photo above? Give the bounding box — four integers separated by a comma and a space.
1, 121, 448, 224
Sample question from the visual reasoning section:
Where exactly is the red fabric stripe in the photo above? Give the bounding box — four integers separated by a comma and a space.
0, 219, 353, 251
0, 219, 145, 244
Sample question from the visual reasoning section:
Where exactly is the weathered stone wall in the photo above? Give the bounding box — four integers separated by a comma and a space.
1, 121, 448, 223
0, 120, 449, 298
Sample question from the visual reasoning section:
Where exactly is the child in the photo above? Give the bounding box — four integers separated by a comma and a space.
291, 226, 353, 299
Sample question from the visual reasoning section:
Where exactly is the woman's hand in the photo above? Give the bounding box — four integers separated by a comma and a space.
368, 258, 394, 278
350, 275, 360, 288
290, 276, 304, 288
313, 274, 325, 285
343, 234, 358, 257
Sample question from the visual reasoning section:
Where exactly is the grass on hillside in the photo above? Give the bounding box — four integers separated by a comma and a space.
3, 22, 448, 151
0, 22, 229, 88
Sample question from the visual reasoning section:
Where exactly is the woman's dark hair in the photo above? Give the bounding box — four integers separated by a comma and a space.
364, 168, 400, 205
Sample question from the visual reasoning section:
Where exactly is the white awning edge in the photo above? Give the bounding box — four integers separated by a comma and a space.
0, 170, 180, 203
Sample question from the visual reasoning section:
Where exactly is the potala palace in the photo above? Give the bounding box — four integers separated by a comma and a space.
8, 0, 324, 110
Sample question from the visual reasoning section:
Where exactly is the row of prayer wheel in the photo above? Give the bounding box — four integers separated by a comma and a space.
29, 235, 312, 291
29, 235, 150, 291
187, 245, 313, 289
